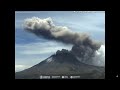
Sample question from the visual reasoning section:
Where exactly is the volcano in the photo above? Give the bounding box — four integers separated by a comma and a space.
15, 49, 105, 79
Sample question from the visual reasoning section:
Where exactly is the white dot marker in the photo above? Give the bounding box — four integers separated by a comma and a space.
116, 75, 118, 77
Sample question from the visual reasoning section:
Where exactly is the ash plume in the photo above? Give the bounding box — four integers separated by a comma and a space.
23, 17, 101, 50
23, 17, 104, 67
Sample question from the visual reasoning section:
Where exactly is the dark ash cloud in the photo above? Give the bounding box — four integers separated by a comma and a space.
23, 17, 104, 66
23, 17, 101, 50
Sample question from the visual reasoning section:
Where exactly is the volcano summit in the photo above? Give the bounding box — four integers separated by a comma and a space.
15, 48, 105, 79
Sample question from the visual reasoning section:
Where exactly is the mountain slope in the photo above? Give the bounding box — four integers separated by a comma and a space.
15, 49, 105, 79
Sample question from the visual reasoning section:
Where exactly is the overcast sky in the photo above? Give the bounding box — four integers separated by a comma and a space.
15, 11, 105, 72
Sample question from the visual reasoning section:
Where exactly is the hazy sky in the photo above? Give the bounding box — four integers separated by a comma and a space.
15, 11, 105, 72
